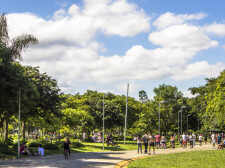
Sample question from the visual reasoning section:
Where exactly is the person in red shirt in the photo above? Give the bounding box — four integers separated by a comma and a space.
19, 142, 31, 155
155, 133, 161, 149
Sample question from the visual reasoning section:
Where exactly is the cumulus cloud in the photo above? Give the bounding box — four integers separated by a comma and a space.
6, 1, 225, 93
171, 61, 225, 81
115, 82, 139, 94
149, 24, 218, 52
204, 23, 225, 36
182, 90, 196, 98
153, 12, 207, 30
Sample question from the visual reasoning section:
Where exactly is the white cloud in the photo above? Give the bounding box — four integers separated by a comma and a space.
149, 24, 218, 52
115, 82, 139, 94
153, 12, 207, 30
182, 90, 196, 98
6, 2, 225, 93
204, 23, 225, 36
171, 61, 225, 81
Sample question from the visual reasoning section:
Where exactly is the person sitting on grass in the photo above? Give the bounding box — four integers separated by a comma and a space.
217, 139, 225, 150
19, 142, 32, 156
108, 134, 120, 147
38, 144, 44, 156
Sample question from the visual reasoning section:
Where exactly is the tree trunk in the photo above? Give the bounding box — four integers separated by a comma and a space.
5, 117, 9, 142
22, 121, 26, 140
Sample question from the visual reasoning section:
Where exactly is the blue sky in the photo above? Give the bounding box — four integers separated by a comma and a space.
1, 0, 225, 99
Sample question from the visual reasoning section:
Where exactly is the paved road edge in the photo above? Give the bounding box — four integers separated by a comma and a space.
115, 155, 151, 168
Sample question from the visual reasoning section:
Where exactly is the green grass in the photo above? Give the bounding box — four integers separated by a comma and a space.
74, 141, 137, 153
128, 150, 225, 168
0, 140, 183, 160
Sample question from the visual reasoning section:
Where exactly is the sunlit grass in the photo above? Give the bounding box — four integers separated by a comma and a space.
128, 150, 225, 168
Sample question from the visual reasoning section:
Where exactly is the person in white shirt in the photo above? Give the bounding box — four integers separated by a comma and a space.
211, 132, 216, 149
199, 134, 203, 146
38, 144, 44, 156
189, 133, 193, 148
192, 133, 196, 146
182, 133, 187, 148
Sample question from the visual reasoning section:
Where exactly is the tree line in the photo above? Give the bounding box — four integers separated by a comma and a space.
1, 14, 224, 143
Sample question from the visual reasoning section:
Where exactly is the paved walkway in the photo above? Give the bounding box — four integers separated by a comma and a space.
0, 144, 215, 168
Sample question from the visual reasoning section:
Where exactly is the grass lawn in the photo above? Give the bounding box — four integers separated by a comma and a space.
128, 150, 225, 168
4, 141, 138, 158
74, 141, 137, 153
1, 140, 182, 160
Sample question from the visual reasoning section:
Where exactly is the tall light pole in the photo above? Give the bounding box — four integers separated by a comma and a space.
180, 106, 186, 134
103, 92, 110, 151
124, 84, 129, 144
178, 110, 182, 141
159, 100, 165, 135
18, 89, 21, 157
187, 114, 191, 134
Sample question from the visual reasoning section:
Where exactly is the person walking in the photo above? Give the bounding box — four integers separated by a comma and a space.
143, 132, 148, 154
137, 135, 142, 153
170, 134, 175, 149
155, 133, 161, 149
192, 133, 196, 146
204, 133, 208, 145
148, 133, 155, 155
211, 132, 216, 149
189, 133, 193, 148
217, 134, 221, 144
182, 133, 187, 148
199, 134, 203, 146
161, 134, 166, 149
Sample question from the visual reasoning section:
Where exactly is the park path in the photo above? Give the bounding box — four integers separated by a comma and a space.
0, 143, 215, 168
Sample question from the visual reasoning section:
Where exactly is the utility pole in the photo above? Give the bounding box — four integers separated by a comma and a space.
124, 84, 129, 144
18, 89, 21, 157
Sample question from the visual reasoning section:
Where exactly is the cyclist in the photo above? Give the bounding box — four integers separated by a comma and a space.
64, 137, 71, 156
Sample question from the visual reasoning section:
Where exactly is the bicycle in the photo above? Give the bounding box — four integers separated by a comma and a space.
64, 149, 69, 159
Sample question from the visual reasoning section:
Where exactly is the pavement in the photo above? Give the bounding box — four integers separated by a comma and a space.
0, 143, 216, 168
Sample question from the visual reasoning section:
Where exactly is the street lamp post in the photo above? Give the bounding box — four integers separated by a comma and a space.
124, 84, 129, 144
187, 114, 191, 134
18, 89, 21, 157
159, 100, 165, 135
103, 92, 110, 151
178, 110, 182, 141
180, 106, 186, 134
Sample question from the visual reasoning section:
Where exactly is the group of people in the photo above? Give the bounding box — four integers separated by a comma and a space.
136, 132, 172, 155
19, 142, 44, 156
135, 132, 225, 155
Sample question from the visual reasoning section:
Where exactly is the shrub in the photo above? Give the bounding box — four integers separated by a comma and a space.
0, 142, 14, 155
13, 140, 28, 150
6, 136, 14, 145
71, 142, 85, 148
43, 143, 59, 150
54, 141, 64, 148
28, 142, 40, 147
82, 137, 94, 142
36, 139, 48, 145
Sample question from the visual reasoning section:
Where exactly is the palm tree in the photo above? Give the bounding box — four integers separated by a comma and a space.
0, 13, 38, 61
0, 13, 38, 142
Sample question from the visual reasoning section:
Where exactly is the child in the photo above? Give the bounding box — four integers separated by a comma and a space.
38, 144, 44, 156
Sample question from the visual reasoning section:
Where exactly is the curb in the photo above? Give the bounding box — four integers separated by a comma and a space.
115, 155, 151, 168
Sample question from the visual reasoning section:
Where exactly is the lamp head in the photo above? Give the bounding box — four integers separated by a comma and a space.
181, 106, 186, 109
160, 100, 165, 104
